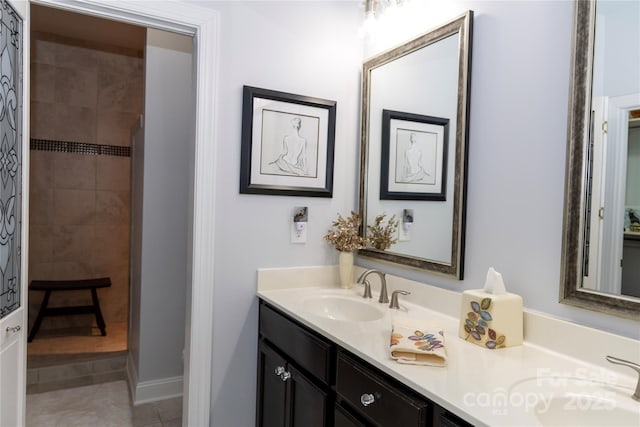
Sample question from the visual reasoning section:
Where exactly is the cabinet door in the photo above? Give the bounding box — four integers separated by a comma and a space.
335, 403, 369, 427
257, 342, 287, 427
433, 404, 474, 427
288, 363, 329, 427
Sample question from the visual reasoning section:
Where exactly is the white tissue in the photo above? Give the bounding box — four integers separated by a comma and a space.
483, 267, 506, 295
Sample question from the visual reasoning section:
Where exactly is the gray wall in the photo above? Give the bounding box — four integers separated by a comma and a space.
204, 2, 363, 426
129, 118, 143, 375
129, 28, 194, 384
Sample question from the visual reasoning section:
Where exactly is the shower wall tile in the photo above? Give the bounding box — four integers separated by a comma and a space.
30, 151, 54, 193
31, 39, 56, 65
55, 44, 99, 71
95, 191, 130, 225
53, 189, 96, 225
97, 155, 131, 191
29, 225, 53, 263
52, 225, 95, 263
30, 190, 53, 226
54, 66, 98, 109
98, 70, 143, 113
28, 262, 54, 282
30, 101, 57, 140
97, 110, 139, 147
94, 225, 129, 267
29, 33, 142, 328
31, 63, 56, 103
52, 261, 94, 281
53, 153, 96, 190
96, 50, 142, 76
54, 104, 96, 143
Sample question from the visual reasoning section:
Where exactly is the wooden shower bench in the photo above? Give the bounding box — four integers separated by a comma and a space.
27, 277, 111, 342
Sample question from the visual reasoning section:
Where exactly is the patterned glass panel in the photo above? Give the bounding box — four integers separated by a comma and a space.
0, 0, 21, 319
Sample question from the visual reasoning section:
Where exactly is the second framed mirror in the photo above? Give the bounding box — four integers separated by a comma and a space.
358, 11, 473, 279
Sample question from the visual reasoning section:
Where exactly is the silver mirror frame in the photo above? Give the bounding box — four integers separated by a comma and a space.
560, 0, 640, 319
358, 11, 473, 279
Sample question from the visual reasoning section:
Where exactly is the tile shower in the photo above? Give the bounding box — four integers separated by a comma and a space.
28, 31, 143, 342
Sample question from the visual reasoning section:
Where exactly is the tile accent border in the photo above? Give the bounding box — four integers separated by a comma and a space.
30, 138, 131, 157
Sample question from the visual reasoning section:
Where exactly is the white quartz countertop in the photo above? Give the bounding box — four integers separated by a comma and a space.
257, 283, 640, 427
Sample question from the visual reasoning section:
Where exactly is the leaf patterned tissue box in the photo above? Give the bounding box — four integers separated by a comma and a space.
458, 267, 523, 349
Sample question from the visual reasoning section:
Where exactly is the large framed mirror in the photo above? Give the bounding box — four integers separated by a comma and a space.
358, 11, 473, 278
561, 0, 640, 319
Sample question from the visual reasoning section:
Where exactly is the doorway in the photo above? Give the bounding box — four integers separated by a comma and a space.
27, 6, 142, 384
22, 1, 217, 425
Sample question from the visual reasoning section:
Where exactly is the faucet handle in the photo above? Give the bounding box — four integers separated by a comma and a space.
389, 290, 410, 309
361, 279, 372, 299
605, 355, 640, 401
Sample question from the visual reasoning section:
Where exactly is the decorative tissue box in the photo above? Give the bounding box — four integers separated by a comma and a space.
458, 268, 523, 349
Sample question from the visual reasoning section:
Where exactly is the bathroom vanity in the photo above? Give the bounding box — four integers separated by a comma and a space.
256, 267, 640, 427
257, 301, 470, 427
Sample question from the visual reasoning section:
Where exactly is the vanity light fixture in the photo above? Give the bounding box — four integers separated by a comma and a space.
361, 0, 407, 36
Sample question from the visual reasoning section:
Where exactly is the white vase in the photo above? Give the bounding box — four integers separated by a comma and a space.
338, 251, 354, 289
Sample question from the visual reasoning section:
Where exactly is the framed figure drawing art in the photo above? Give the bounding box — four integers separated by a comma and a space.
380, 109, 448, 201
240, 86, 336, 197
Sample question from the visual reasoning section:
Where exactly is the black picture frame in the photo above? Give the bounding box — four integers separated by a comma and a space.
380, 109, 449, 201
240, 86, 336, 197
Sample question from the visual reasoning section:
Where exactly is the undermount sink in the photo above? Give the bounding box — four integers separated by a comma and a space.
533, 393, 640, 426
509, 376, 640, 426
301, 295, 385, 322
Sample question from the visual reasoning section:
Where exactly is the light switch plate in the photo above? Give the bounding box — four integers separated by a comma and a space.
291, 222, 307, 243
398, 226, 411, 241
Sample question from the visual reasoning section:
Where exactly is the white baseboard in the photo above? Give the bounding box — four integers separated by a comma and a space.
126, 352, 138, 403
126, 353, 183, 405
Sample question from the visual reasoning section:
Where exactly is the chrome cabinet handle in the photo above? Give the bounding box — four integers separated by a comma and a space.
360, 393, 375, 407
5, 325, 21, 334
274, 366, 291, 382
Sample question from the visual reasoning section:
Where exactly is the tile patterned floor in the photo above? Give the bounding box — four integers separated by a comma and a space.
26, 380, 183, 427
26, 323, 182, 426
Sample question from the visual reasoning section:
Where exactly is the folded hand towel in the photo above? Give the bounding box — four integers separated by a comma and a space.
389, 316, 447, 367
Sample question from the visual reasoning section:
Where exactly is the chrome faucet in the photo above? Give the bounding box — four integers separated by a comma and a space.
389, 290, 410, 309
356, 269, 389, 303
606, 355, 640, 401
361, 279, 373, 299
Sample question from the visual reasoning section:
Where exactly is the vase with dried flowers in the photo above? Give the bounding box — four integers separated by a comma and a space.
324, 211, 366, 288
367, 213, 398, 251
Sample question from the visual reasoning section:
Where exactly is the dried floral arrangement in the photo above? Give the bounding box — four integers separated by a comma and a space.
367, 213, 398, 250
324, 211, 366, 252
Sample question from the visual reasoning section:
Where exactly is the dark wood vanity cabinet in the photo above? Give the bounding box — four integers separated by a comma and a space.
257, 341, 330, 427
257, 301, 473, 427
257, 303, 334, 427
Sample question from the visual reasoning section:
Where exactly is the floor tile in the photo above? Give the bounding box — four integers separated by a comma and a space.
26, 380, 183, 427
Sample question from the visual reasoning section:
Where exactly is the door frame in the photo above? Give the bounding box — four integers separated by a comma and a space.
29, 1, 219, 425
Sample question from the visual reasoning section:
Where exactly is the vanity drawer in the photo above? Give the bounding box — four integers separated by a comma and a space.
336, 351, 429, 427
259, 302, 333, 384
